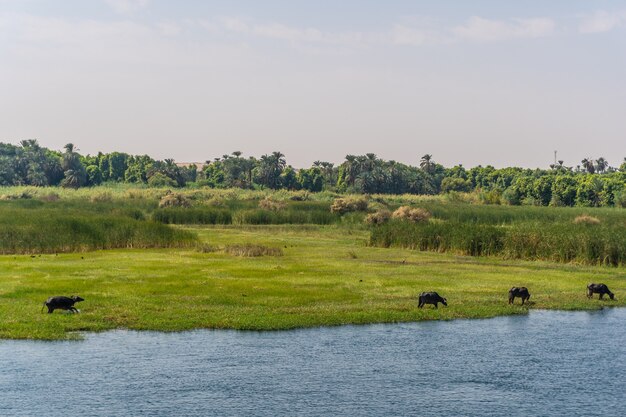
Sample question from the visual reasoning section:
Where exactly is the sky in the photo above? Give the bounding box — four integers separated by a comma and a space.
0, 0, 625, 169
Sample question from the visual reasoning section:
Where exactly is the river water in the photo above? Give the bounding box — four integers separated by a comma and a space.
1, 309, 624, 417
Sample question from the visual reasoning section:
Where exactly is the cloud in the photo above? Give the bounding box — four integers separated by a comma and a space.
579, 10, 625, 34
156, 21, 181, 37
391, 25, 430, 46
452, 16, 555, 42
216, 17, 371, 48
213, 15, 558, 49
104, 0, 150, 15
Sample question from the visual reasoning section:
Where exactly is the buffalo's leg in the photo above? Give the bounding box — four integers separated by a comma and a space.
599, 293, 604, 300
47, 307, 54, 314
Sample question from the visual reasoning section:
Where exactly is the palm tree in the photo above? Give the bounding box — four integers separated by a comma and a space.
581, 158, 595, 174
341, 155, 358, 187
61, 169, 82, 188
420, 154, 434, 173
62, 143, 80, 171
20, 139, 40, 150
595, 157, 608, 174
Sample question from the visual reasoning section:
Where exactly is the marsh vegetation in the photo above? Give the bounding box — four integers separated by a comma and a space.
0, 185, 624, 340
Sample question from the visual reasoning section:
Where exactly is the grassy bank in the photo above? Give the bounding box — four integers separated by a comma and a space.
1, 225, 624, 340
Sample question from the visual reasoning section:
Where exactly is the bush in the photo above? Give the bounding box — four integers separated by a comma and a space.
148, 173, 177, 188
479, 190, 502, 205
289, 192, 309, 201
259, 197, 287, 211
159, 193, 191, 208
330, 197, 368, 214
391, 206, 431, 223
365, 210, 391, 225
615, 190, 626, 208
501, 188, 521, 206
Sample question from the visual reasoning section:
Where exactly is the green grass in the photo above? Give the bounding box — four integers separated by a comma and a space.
1, 225, 624, 340
0, 201, 196, 254
370, 203, 626, 266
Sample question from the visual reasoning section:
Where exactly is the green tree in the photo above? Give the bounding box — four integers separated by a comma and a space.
254, 151, 285, 189
280, 166, 299, 190
576, 175, 603, 206
61, 143, 86, 188
297, 167, 323, 192
86, 165, 103, 186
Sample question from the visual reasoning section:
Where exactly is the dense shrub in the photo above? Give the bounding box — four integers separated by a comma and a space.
391, 206, 431, 223
159, 193, 191, 208
258, 197, 287, 211
365, 210, 391, 225
330, 197, 368, 214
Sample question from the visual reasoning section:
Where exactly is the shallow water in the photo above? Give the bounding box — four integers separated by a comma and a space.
1, 309, 625, 417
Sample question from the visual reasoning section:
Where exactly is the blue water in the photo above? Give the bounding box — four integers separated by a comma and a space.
1, 309, 625, 417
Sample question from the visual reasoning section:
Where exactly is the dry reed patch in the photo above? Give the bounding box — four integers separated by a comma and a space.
392, 206, 431, 223
159, 193, 191, 208
90, 191, 113, 203
39, 192, 60, 202
573, 215, 601, 225
259, 197, 287, 211
330, 197, 368, 214
225, 244, 284, 257
197, 244, 219, 253
365, 209, 391, 225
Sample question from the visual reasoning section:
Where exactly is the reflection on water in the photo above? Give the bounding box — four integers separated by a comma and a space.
1, 309, 625, 417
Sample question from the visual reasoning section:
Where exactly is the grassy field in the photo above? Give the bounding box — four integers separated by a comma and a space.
1, 224, 624, 340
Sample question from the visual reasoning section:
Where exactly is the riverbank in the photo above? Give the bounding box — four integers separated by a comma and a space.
1, 225, 624, 340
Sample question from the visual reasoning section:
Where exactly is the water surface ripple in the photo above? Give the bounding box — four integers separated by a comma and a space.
1, 309, 625, 416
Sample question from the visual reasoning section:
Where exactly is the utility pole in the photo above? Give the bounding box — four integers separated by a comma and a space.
554, 150, 557, 166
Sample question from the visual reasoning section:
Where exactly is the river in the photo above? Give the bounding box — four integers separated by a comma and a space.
1, 309, 624, 416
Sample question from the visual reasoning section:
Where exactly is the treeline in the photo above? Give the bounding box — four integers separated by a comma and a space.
1, 140, 626, 207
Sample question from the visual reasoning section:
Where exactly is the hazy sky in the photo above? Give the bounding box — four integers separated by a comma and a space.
1, 0, 625, 168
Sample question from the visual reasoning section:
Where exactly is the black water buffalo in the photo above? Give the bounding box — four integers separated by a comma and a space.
508, 287, 531, 305
418, 292, 447, 309
587, 283, 615, 300
42, 295, 84, 314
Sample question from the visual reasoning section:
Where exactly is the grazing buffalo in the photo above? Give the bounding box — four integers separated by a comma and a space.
42, 295, 84, 314
508, 287, 531, 305
587, 283, 615, 300
418, 292, 447, 309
